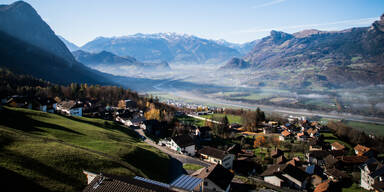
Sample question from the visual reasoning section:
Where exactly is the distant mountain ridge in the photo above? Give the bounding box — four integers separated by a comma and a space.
214, 39, 261, 55
72, 50, 171, 71
81, 33, 254, 64
58, 35, 79, 51
222, 15, 384, 88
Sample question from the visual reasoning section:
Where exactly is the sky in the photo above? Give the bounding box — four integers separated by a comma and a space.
3, 0, 384, 46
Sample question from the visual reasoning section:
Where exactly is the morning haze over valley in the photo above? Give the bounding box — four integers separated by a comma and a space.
0, 0, 384, 192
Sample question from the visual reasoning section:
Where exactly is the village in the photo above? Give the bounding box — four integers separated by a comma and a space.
1, 94, 384, 192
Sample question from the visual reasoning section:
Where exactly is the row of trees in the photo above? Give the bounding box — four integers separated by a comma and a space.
327, 121, 384, 153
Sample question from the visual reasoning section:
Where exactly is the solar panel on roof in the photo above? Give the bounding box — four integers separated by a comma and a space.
170, 174, 202, 191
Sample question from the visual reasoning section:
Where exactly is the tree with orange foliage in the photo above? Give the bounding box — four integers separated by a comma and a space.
253, 136, 266, 148
144, 103, 160, 120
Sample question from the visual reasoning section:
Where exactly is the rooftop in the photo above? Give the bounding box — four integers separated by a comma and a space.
82, 174, 175, 192
198, 146, 227, 159
194, 164, 234, 190
171, 135, 195, 148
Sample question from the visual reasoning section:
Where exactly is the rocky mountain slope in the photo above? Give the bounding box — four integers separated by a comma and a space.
0, 1, 112, 85
222, 15, 384, 88
0, 1, 76, 67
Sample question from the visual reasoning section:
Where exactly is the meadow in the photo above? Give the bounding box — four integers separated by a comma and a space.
0, 107, 170, 192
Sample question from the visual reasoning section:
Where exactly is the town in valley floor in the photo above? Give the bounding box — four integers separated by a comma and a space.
1, 69, 384, 192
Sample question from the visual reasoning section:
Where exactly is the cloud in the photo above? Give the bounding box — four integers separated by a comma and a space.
236, 17, 378, 34
252, 0, 286, 9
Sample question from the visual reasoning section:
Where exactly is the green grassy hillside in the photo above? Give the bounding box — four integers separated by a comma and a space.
201, 113, 242, 124
0, 106, 170, 192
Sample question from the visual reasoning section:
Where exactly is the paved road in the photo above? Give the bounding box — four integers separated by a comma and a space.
186, 114, 221, 124
134, 128, 211, 167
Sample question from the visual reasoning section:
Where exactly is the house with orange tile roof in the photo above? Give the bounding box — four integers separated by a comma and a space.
279, 130, 292, 141
306, 128, 320, 138
314, 180, 332, 192
354, 144, 371, 156
331, 142, 345, 151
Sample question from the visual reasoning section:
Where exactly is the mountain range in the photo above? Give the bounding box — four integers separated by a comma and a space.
223, 15, 384, 88
80, 33, 249, 64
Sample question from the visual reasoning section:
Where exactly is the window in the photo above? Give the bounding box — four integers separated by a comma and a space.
223, 156, 231, 162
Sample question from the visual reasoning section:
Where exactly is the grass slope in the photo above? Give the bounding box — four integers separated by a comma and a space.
0, 107, 170, 192
201, 113, 242, 124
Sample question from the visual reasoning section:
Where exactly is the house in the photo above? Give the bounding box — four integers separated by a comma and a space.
226, 144, 242, 156
131, 116, 146, 126
286, 157, 302, 167
307, 128, 319, 138
160, 135, 195, 156
296, 131, 309, 141
118, 99, 137, 110
324, 168, 349, 182
233, 157, 259, 176
354, 144, 372, 156
194, 126, 212, 141
263, 127, 272, 134
331, 142, 345, 151
373, 178, 384, 192
260, 164, 309, 190
360, 158, 384, 190
306, 164, 326, 187
307, 150, 330, 166
309, 145, 323, 151
192, 164, 234, 192
115, 110, 135, 126
314, 180, 333, 192
82, 171, 175, 192
116, 116, 132, 126
279, 130, 292, 141
142, 119, 161, 136
324, 155, 340, 169
198, 146, 235, 169
34, 97, 57, 113
338, 155, 368, 171
7, 95, 32, 109
56, 100, 83, 116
